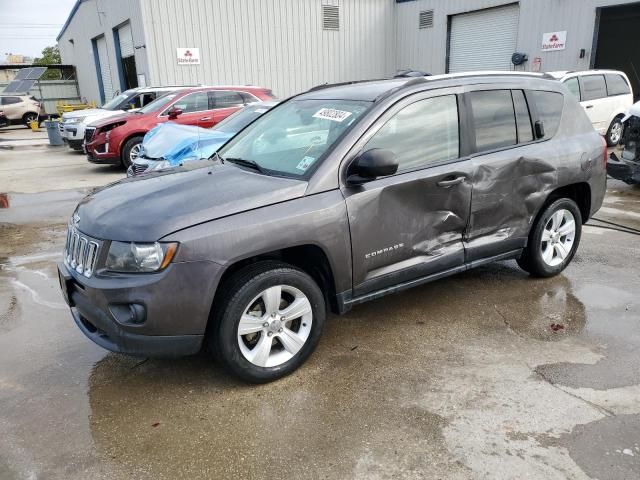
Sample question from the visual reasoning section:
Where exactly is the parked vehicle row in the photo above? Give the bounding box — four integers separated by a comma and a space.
59, 72, 606, 383
59, 86, 189, 150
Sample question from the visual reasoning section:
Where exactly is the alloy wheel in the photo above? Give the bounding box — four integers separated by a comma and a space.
610, 121, 623, 144
237, 285, 313, 367
540, 209, 576, 267
129, 143, 142, 162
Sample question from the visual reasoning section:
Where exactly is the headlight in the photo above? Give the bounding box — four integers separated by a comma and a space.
105, 241, 178, 273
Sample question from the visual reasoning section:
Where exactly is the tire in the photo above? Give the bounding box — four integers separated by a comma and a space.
22, 112, 38, 127
606, 116, 624, 147
121, 136, 144, 168
517, 198, 582, 278
208, 261, 326, 383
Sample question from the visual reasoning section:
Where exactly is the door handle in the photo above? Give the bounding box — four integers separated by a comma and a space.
585, 105, 594, 109
437, 176, 466, 188
199, 116, 212, 121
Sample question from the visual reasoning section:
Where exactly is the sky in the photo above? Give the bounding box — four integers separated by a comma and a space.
0, 0, 76, 60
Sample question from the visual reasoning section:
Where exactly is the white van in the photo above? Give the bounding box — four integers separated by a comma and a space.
549, 70, 634, 146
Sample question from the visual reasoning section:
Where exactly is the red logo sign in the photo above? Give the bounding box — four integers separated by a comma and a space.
549, 34, 559, 42
184, 50, 192, 57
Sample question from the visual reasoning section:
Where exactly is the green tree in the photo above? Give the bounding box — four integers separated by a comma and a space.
33, 45, 62, 80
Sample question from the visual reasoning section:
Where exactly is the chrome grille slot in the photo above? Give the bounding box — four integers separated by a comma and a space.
63, 224, 101, 278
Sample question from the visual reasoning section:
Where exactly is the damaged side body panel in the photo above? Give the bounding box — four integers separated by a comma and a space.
608, 114, 640, 185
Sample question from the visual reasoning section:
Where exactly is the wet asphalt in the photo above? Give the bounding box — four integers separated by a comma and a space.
1, 141, 639, 479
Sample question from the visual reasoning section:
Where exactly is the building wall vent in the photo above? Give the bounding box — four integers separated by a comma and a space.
419, 10, 434, 29
322, 5, 340, 30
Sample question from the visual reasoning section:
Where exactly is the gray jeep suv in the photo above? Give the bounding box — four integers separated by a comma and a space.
58, 72, 606, 383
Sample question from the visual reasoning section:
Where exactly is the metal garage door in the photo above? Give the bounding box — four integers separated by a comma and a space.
118, 23, 134, 58
448, 4, 519, 73
95, 36, 114, 101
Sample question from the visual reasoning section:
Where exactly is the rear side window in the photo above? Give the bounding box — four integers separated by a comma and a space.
1, 97, 21, 105
580, 75, 607, 101
512, 90, 533, 143
529, 91, 564, 138
563, 78, 581, 100
469, 90, 517, 151
210, 91, 245, 109
605, 74, 631, 96
364, 95, 459, 172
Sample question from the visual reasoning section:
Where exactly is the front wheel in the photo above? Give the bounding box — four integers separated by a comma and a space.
121, 136, 143, 168
606, 117, 624, 147
209, 261, 326, 383
22, 112, 38, 127
517, 198, 582, 278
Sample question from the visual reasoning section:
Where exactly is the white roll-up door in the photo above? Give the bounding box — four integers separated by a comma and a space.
448, 4, 520, 73
118, 23, 134, 58
95, 36, 114, 101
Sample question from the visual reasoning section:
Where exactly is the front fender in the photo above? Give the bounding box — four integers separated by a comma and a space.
163, 190, 353, 293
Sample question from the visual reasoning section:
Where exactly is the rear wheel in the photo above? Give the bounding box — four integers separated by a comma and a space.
517, 198, 582, 278
121, 136, 143, 168
22, 112, 38, 127
209, 261, 326, 383
606, 116, 624, 146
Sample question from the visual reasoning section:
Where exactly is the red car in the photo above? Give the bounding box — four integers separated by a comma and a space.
84, 86, 275, 167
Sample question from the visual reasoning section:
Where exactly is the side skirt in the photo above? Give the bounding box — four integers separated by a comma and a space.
336, 249, 523, 314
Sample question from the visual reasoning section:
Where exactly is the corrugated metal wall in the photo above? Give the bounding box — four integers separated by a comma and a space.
58, 0, 149, 104
396, 0, 640, 75
139, 0, 397, 98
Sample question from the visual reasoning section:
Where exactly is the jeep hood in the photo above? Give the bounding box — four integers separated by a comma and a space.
75, 162, 308, 241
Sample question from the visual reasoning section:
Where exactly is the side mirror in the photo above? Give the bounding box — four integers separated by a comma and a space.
534, 120, 545, 139
347, 148, 398, 185
168, 107, 183, 120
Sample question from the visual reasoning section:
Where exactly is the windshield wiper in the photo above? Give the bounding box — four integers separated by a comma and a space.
225, 157, 266, 174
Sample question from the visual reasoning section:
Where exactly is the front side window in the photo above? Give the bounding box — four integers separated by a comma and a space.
137, 93, 178, 114
363, 95, 459, 172
529, 90, 564, 138
2, 96, 22, 105
170, 91, 209, 113
580, 75, 607, 101
563, 78, 581, 100
219, 99, 370, 177
605, 74, 631, 96
469, 90, 517, 151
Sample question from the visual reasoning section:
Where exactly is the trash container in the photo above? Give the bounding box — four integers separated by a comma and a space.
45, 120, 64, 146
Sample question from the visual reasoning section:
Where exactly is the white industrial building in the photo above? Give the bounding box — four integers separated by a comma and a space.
58, 0, 640, 103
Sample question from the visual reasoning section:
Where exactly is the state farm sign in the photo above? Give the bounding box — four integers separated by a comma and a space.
542, 31, 567, 51
177, 48, 200, 65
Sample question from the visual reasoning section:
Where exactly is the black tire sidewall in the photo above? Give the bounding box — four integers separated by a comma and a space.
121, 136, 143, 168
215, 266, 326, 383
23, 113, 38, 126
528, 198, 582, 277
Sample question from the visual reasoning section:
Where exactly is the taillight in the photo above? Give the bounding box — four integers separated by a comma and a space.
602, 136, 608, 167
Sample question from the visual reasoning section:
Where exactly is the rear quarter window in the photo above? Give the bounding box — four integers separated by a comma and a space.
605, 74, 631, 96
529, 91, 564, 138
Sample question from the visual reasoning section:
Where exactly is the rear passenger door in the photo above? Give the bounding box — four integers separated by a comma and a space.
207, 90, 246, 128
465, 88, 558, 262
343, 91, 474, 296
578, 74, 609, 133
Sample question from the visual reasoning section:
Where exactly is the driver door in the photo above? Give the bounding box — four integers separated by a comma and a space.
166, 91, 212, 127
342, 92, 473, 297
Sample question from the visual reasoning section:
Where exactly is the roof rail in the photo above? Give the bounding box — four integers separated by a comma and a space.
307, 78, 387, 92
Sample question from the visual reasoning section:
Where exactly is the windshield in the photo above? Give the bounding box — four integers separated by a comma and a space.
214, 104, 274, 134
218, 99, 370, 177
101, 92, 131, 110
137, 93, 178, 114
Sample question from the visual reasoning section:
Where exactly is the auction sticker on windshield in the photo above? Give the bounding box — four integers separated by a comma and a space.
313, 108, 352, 122
296, 156, 316, 171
